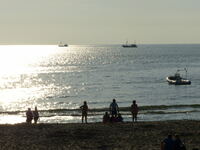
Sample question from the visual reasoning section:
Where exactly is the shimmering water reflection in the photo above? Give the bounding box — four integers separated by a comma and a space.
0, 45, 200, 124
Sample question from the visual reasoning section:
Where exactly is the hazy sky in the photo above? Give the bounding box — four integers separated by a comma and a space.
0, 0, 200, 44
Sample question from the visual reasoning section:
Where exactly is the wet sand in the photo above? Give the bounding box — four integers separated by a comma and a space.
0, 120, 199, 150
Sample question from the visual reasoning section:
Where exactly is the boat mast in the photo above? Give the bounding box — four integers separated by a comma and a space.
184, 68, 188, 79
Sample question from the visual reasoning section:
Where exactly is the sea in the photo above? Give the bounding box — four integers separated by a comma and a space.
0, 44, 200, 124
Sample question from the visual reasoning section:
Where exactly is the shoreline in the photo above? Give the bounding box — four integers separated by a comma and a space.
1, 103, 200, 114
0, 103, 200, 124
0, 120, 199, 150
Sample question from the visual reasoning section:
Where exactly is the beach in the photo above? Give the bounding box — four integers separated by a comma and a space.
0, 120, 199, 150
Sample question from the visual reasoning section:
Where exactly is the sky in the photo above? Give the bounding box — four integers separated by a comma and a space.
0, 0, 200, 45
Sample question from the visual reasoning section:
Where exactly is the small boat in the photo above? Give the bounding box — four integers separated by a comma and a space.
122, 41, 137, 48
166, 69, 191, 85
58, 42, 68, 47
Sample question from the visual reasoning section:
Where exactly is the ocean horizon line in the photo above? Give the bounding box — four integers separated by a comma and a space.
0, 43, 200, 46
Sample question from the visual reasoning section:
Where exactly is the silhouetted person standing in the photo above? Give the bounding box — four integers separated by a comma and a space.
131, 100, 138, 122
80, 101, 88, 123
109, 99, 119, 117
33, 106, 39, 124
26, 108, 33, 124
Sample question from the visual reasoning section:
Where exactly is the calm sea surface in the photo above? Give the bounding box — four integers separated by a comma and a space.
0, 44, 200, 124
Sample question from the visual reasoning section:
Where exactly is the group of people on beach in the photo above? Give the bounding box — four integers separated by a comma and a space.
25, 99, 137, 124
103, 99, 124, 123
80, 99, 139, 123
26, 106, 39, 124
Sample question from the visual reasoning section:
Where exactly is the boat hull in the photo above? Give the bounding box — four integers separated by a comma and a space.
166, 77, 191, 85
58, 44, 68, 47
122, 44, 137, 48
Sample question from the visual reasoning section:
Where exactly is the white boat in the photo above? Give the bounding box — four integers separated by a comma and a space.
58, 42, 68, 47
166, 69, 191, 85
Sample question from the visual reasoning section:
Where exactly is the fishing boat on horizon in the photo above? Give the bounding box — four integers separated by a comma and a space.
58, 42, 68, 47
122, 41, 137, 48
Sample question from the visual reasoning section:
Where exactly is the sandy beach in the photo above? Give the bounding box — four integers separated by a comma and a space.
0, 120, 199, 150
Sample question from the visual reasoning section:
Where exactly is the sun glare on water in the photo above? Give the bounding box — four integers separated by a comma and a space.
0, 45, 57, 104
0, 45, 56, 75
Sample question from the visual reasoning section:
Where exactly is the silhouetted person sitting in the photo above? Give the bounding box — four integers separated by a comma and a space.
174, 135, 186, 150
109, 99, 119, 117
33, 106, 39, 124
161, 134, 174, 150
116, 113, 123, 122
26, 108, 33, 124
103, 112, 110, 123
80, 101, 88, 123
110, 114, 117, 123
